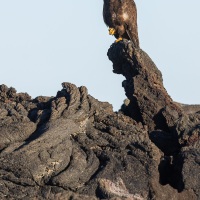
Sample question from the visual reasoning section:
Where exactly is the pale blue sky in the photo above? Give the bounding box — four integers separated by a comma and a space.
0, 1, 200, 110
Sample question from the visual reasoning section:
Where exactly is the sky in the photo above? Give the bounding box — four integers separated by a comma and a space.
0, 1, 200, 111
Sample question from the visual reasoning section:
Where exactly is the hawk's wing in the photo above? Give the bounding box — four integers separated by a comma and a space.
123, 0, 139, 47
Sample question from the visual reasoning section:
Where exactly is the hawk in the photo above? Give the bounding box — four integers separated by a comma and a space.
103, 0, 139, 48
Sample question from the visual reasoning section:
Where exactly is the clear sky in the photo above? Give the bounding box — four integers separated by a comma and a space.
0, 1, 200, 111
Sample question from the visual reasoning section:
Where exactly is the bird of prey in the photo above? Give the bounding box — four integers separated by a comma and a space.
103, 0, 139, 48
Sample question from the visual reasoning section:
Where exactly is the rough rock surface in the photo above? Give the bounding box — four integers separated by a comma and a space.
107, 40, 183, 132
0, 40, 199, 200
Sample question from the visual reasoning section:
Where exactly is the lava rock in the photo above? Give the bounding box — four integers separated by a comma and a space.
0, 40, 200, 199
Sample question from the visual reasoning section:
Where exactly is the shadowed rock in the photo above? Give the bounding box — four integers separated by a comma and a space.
107, 39, 200, 199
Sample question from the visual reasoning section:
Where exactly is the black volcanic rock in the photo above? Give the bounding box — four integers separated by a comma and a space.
107, 40, 183, 132
107, 39, 200, 199
0, 41, 199, 200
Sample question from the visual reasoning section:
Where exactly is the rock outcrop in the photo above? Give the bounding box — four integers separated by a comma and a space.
107, 40, 183, 132
0, 40, 199, 200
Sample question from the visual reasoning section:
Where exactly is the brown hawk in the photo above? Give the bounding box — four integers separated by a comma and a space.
103, 0, 139, 48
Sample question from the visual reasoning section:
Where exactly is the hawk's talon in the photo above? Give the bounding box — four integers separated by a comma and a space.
109, 28, 116, 35
115, 37, 123, 43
